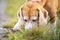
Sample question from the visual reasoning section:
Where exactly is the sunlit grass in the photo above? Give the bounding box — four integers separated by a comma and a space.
3, 18, 60, 40
6, 24, 60, 40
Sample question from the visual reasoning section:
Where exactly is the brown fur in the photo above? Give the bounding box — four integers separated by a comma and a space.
58, 0, 60, 11
21, 1, 48, 20
19, 0, 60, 24
13, 0, 60, 31
23, 0, 60, 23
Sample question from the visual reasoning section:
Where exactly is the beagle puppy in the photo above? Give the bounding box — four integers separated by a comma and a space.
13, 0, 60, 30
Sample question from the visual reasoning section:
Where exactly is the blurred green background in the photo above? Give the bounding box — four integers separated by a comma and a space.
2, 0, 26, 28
6, 0, 25, 18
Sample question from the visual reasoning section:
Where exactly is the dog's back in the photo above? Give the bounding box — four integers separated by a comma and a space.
58, 0, 60, 11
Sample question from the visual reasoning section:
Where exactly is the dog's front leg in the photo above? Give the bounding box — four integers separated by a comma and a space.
13, 18, 24, 30
13, 8, 24, 31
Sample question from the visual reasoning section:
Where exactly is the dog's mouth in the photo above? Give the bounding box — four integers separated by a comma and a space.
25, 21, 38, 29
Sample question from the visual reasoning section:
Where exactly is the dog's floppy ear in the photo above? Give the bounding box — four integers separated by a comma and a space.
43, 8, 48, 19
38, 8, 48, 24
38, 8, 48, 18
17, 8, 23, 18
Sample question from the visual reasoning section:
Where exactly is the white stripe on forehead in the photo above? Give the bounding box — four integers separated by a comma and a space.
23, 16, 28, 20
24, 16, 38, 20
31, 17, 37, 20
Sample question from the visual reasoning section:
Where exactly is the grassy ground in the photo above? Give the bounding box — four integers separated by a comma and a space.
6, 23, 60, 40
3, 16, 60, 40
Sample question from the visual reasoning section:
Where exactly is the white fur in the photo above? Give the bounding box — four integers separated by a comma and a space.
13, 18, 24, 30
31, 17, 37, 20
25, 17, 38, 30
25, 21, 37, 30
25, 21, 33, 30
39, 9, 48, 25
23, 16, 28, 20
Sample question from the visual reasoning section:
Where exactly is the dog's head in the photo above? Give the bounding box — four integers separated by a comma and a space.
17, 1, 48, 29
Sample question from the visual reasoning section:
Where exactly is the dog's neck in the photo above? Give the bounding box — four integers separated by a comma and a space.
26, 0, 46, 6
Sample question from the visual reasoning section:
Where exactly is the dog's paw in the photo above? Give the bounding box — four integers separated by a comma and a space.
12, 27, 24, 33
12, 27, 20, 31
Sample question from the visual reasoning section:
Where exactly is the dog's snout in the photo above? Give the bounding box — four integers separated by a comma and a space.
25, 22, 33, 30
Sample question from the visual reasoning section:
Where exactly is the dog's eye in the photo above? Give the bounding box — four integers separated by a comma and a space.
24, 19, 27, 22
32, 20, 37, 22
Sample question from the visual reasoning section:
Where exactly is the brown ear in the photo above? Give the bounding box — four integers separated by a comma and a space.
18, 11, 20, 17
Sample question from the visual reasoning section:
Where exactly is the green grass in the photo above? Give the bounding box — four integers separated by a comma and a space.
57, 11, 60, 19
6, 24, 60, 40
3, 18, 60, 40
